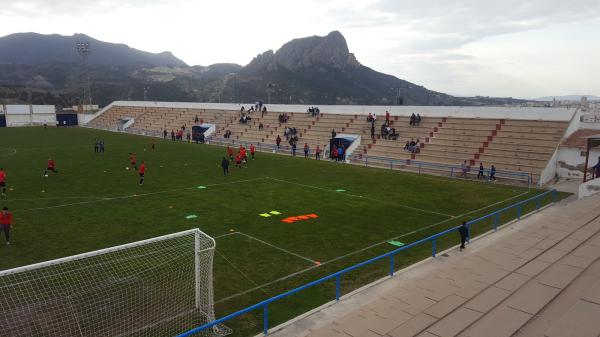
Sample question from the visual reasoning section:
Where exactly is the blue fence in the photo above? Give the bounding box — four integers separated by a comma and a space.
177, 189, 558, 337
347, 154, 532, 187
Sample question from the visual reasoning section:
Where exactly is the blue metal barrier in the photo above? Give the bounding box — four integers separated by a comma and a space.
177, 189, 557, 337
347, 154, 532, 188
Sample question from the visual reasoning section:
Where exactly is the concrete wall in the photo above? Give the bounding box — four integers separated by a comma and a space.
3, 105, 57, 126
98, 101, 576, 121
556, 147, 600, 179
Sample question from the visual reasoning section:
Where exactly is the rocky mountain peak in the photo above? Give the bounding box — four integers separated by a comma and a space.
247, 31, 360, 71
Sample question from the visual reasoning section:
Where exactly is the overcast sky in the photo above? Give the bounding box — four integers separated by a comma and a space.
1, 0, 599, 98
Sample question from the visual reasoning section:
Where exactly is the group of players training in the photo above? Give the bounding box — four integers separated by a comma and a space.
221, 144, 256, 175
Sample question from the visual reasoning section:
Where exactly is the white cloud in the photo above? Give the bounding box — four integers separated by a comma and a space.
0, 0, 599, 98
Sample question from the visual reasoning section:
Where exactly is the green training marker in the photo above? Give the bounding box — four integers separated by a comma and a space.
259, 213, 271, 217
336, 189, 346, 192
186, 214, 198, 219
388, 241, 405, 247
197, 186, 207, 189
269, 211, 282, 215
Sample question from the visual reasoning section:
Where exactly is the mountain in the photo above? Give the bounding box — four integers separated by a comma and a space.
0, 32, 186, 67
536, 95, 600, 102
0, 31, 526, 107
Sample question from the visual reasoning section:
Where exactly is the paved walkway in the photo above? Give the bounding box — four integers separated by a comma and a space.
266, 193, 600, 337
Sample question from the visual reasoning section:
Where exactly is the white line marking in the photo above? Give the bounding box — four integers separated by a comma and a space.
0, 148, 17, 157
14, 177, 269, 213
235, 232, 317, 265
266, 177, 454, 218
215, 249, 272, 298
215, 189, 531, 303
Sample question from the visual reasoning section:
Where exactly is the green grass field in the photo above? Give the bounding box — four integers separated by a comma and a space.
0, 127, 566, 336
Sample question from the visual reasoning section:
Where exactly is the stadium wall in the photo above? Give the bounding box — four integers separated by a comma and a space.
4, 104, 57, 126
94, 101, 575, 122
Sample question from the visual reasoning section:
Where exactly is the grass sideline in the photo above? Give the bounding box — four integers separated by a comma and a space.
0, 127, 569, 336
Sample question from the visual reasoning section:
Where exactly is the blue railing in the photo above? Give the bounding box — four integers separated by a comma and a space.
177, 189, 558, 337
347, 154, 532, 187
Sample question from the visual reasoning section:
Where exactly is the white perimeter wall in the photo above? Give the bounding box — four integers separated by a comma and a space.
4, 105, 56, 126
97, 101, 575, 122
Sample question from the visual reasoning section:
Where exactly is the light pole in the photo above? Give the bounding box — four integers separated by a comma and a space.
76, 41, 93, 107
143, 86, 150, 101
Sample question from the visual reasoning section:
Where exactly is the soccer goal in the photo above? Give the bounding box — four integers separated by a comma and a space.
0, 229, 230, 337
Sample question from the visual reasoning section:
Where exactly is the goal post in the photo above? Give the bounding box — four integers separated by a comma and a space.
0, 229, 230, 337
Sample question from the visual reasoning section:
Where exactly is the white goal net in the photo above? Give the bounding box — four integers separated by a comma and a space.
0, 229, 230, 337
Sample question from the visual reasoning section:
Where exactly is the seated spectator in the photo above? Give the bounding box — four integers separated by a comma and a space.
240, 106, 245, 112
331, 129, 337, 139
194, 115, 199, 123
262, 106, 267, 114
367, 113, 373, 122
248, 106, 254, 112
389, 127, 398, 140
372, 113, 377, 122
404, 141, 410, 151
258, 122, 264, 130
380, 123, 387, 139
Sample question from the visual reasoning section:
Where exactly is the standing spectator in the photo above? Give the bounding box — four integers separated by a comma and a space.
416, 114, 422, 126
477, 163, 485, 179
194, 115, 199, 123
592, 156, 600, 179
163, 129, 167, 139
331, 129, 337, 139
276, 135, 282, 149
315, 145, 321, 160
339, 145, 345, 161
171, 130, 175, 141
292, 142, 297, 156
458, 221, 469, 251
99, 139, 105, 153
94, 139, 99, 153
385, 110, 390, 123
221, 157, 229, 176
332, 145, 338, 161
0, 168, 6, 196
460, 160, 468, 178
303, 143, 310, 158
370, 125, 375, 140
186, 131, 191, 142
490, 165, 497, 181
0, 206, 13, 245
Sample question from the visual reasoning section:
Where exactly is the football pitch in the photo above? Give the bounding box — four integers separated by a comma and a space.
0, 127, 565, 336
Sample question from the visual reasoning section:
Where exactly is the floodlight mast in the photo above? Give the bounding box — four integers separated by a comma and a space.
76, 41, 93, 107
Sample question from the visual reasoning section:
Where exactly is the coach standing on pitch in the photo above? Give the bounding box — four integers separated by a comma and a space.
0, 206, 13, 245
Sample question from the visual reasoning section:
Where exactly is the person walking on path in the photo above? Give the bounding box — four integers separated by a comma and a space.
458, 221, 469, 251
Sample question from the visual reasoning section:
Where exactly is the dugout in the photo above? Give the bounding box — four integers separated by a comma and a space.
56, 113, 79, 126
192, 125, 209, 143
0, 115, 5, 127
329, 136, 353, 159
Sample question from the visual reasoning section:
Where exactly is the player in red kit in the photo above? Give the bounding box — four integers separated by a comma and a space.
129, 153, 137, 170
250, 144, 256, 160
44, 158, 58, 176
138, 161, 146, 186
0, 168, 6, 196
